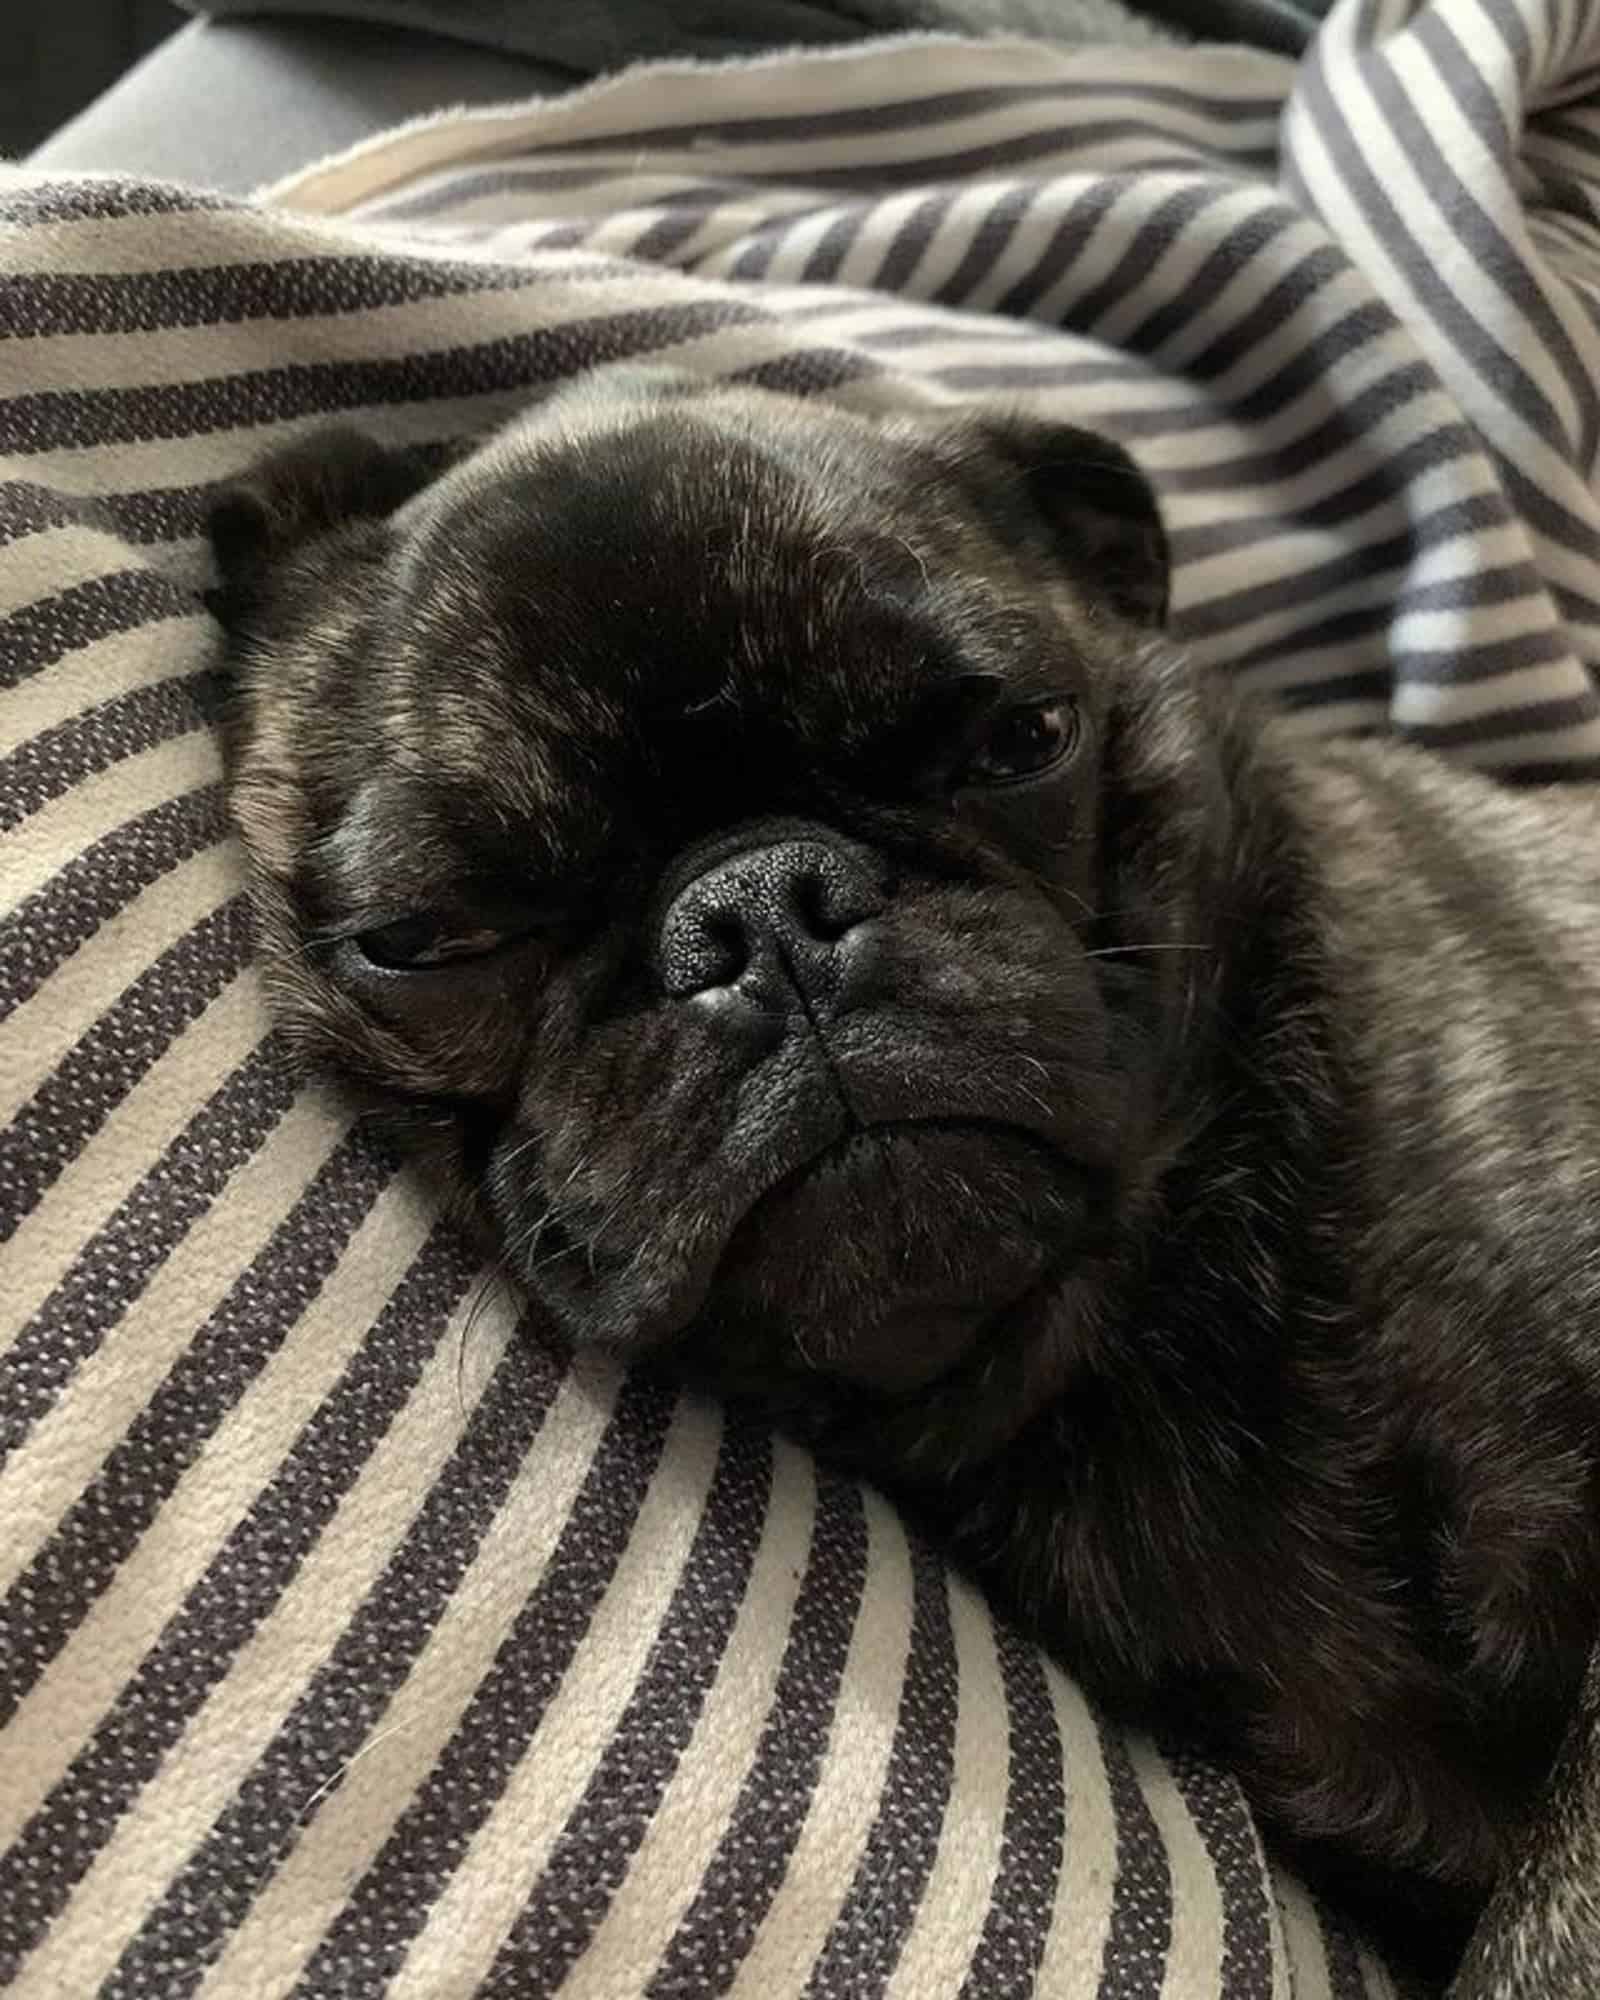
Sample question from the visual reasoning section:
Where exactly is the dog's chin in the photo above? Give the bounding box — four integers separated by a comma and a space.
696, 1120, 1094, 1398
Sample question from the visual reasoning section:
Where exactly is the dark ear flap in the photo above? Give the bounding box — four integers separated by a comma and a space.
207, 426, 435, 624
981, 417, 1170, 629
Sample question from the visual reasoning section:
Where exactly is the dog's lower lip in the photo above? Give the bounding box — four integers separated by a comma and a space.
523, 1114, 1086, 1355
750, 1114, 1071, 1213
711, 1114, 1094, 1392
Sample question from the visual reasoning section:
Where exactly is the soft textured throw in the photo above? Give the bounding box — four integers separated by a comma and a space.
5, 0, 1597, 1991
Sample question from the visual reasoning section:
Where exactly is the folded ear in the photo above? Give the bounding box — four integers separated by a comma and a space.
207, 427, 436, 624
977, 416, 1170, 629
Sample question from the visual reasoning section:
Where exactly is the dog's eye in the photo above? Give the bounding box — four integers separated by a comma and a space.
354, 917, 510, 970
961, 699, 1079, 786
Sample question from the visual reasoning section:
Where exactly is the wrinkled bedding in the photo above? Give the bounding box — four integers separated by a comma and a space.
6, 0, 1598, 1990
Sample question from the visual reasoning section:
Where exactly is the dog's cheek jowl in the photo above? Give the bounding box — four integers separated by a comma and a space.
484, 994, 763, 1349
342, 960, 534, 1100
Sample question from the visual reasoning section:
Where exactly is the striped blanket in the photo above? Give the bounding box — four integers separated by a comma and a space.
4, 0, 1596, 1990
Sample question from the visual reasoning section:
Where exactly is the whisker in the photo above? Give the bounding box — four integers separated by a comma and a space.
290, 1709, 434, 1834
455, 1265, 514, 1417
1084, 943, 1214, 958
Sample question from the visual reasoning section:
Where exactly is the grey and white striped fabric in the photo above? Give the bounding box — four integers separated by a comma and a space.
3, 0, 1591, 1988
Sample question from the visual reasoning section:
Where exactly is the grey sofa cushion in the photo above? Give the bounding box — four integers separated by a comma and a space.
179, 0, 1327, 57
28, 16, 578, 193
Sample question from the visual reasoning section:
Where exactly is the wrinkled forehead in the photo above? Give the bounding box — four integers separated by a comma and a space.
303, 388, 1080, 897
407, 371, 943, 534
385, 388, 1052, 739
405, 389, 944, 615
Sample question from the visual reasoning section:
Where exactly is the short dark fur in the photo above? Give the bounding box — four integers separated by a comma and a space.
210, 373, 1600, 1992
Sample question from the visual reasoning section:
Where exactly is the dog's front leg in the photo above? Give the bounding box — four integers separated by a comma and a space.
1447, 1643, 1600, 1997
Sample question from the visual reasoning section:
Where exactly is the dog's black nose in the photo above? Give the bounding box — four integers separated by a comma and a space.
658, 836, 887, 1016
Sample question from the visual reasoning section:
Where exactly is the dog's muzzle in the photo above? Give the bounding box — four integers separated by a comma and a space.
656, 825, 890, 1033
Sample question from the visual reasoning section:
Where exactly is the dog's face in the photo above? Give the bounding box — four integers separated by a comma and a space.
211, 375, 1226, 1462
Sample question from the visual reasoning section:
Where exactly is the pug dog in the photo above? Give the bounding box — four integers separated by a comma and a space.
208, 371, 1600, 1994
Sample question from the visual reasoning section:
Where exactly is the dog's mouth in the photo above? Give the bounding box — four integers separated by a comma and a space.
694, 1116, 1095, 1396
506, 1094, 1101, 1407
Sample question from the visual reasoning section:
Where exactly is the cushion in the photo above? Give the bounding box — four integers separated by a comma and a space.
177, 0, 1327, 65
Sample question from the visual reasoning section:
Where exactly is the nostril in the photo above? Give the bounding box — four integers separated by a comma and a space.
659, 893, 751, 997
703, 912, 749, 982
794, 870, 848, 942
793, 858, 885, 942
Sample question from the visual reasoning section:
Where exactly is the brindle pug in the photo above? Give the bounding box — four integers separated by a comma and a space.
208, 371, 1600, 1993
